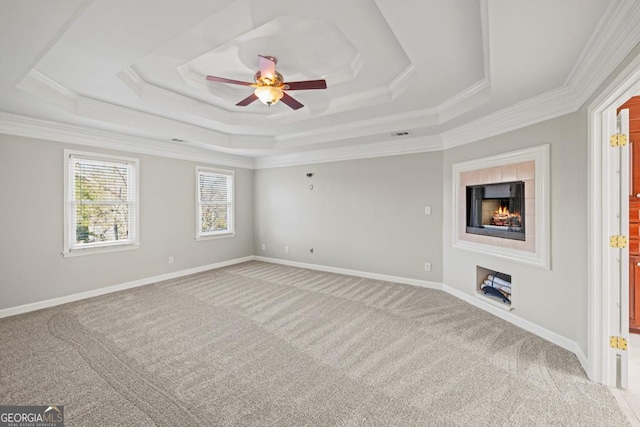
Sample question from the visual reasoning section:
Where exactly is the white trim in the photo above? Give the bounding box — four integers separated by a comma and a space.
565, 0, 640, 99
587, 47, 640, 386
62, 243, 140, 257
0, 254, 587, 376
0, 256, 254, 320
441, 86, 576, 150
442, 284, 587, 374
452, 144, 551, 269
387, 64, 417, 99
2, 2, 639, 170
30, 69, 78, 100
256, 256, 586, 374
0, 112, 254, 169
609, 387, 640, 426
272, 106, 439, 145
253, 256, 442, 290
255, 135, 443, 169
195, 166, 235, 238
195, 233, 236, 241
474, 291, 513, 312
63, 149, 140, 256
442, 1, 640, 151
575, 347, 589, 378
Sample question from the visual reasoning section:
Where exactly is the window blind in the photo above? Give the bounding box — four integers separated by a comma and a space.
197, 168, 233, 236
68, 155, 137, 249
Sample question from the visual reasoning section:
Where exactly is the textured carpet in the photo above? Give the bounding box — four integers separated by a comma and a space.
0, 261, 629, 426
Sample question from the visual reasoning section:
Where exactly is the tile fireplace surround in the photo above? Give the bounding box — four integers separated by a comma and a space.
459, 161, 536, 252
452, 144, 550, 269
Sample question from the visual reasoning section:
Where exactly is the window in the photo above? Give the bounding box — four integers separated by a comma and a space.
196, 167, 234, 238
64, 150, 139, 255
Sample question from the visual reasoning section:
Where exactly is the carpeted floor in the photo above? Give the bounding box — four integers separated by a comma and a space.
0, 261, 629, 426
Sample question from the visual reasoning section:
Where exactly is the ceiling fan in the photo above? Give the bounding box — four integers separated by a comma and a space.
206, 55, 327, 110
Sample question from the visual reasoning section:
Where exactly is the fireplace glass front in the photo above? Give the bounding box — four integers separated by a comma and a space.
466, 181, 525, 241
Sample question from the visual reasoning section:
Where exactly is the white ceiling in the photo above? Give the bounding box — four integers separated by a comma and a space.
1, 0, 640, 168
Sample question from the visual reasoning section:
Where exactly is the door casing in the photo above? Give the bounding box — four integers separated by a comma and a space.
588, 54, 640, 386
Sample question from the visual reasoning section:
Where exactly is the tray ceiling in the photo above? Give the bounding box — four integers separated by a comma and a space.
1, 0, 639, 166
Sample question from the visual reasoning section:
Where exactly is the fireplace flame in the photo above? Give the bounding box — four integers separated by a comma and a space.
491, 206, 521, 227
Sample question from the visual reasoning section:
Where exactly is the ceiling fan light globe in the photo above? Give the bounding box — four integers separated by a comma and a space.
254, 86, 284, 106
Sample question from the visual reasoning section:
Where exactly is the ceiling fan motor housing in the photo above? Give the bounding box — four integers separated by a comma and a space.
206, 54, 326, 110
254, 71, 284, 87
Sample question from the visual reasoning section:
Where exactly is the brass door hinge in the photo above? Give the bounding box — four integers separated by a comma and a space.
610, 336, 628, 350
609, 235, 628, 248
610, 133, 628, 147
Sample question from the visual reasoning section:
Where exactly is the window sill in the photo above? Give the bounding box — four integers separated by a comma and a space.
62, 244, 140, 257
196, 232, 236, 241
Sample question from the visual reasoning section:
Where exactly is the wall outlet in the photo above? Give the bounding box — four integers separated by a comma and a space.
425, 206, 432, 215
285, 246, 289, 253
424, 262, 431, 271
168, 256, 174, 264
261, 243, 266, 251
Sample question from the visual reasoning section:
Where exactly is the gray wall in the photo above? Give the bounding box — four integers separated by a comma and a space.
0, 134, 254, 310
254, 152, 444, 282
0, 116, 592, 354
442, 113, 587, 348
0, 111, 601, 356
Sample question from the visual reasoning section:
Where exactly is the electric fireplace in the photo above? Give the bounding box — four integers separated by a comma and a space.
466, 181, 525, 241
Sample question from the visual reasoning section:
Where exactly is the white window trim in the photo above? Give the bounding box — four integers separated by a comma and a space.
195, 166, 235, 240
63, 149, 140, 257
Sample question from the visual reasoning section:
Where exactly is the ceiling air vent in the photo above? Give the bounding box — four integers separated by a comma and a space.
392, 131, 412, 137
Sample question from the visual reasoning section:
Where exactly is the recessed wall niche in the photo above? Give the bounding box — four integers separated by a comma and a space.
452, 144, 550, 269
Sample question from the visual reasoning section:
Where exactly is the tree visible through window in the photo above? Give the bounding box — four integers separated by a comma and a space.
65, 152, 138, 252
197, 168, 234, 237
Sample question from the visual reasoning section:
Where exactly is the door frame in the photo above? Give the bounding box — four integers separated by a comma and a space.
589, 53, 640, 386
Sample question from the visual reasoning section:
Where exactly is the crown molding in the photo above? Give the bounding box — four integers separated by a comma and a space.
437, 79, 489, 115
119, 66, 270, 127
273, 103, 438, 145
479, 0, 491, 81
0, 112, 254, 169
565, 0, 640, 100
123, 63, 417, 129
254, 134, 442, 169
434, 0, 492, 123
442, 0, 640, 149
442, 85, 576, 149
272, 77, 492, 148
18, 70, 270, 150
387, 64, 416, 100
29, 70, 78, 100
5, 1, 640, 169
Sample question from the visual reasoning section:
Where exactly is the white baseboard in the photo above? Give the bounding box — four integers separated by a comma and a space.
441, 284, 587, 368
254, 256, 442, 290
574, 347, 590, 379
0, 256, 254, 319
255, 256, 589, 372
1, 254, 590, 378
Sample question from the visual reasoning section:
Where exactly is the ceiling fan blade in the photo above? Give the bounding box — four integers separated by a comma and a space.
258, 55, 276, 80
280, 93, 304, 110
284, 80, 327, 90
206, 75, 253, 86
236, 93, 258, 107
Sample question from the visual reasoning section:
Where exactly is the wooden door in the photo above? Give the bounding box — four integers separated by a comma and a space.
630, 139, 640, 332
631, 255, 640, 333
623, 96, 640, 332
